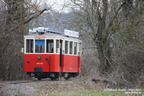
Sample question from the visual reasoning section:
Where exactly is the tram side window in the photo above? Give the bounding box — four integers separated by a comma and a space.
65, 41, 68, 54
74, 42, 77, 55
35, 40, 45, 53
46, 40, 54, 53
26, 39, 33, 53
56, 40, 59, 53
69, 41, 73, 54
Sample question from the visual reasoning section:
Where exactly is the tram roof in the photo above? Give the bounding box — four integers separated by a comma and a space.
24, 32, 80, 40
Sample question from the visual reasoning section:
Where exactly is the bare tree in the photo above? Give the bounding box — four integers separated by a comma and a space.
0, 0, 51, 80
69, 0, 144, 86
70, 0, 123, 74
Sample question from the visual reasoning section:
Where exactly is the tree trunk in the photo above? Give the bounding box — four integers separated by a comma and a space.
94, 0, 112, 74
1, 0, 25, 80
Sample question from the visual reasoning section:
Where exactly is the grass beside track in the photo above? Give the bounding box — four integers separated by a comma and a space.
35, 79, 144, 96
41, 90, 126, 96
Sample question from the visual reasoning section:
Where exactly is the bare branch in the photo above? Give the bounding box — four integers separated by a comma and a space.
24, 8, 49, 24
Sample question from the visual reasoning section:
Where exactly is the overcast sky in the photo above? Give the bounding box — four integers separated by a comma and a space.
41, 0, 73, 13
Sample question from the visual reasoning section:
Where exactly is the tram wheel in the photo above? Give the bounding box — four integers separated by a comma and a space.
64, 77, 69, 80
50, 77, 54, 80
38, 77, 42, 80
51, 77, 56, 80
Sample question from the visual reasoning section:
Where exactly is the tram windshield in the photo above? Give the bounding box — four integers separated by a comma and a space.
35, 40, 45, 53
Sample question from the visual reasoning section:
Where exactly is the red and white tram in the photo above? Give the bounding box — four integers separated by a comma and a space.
24, 27, 81, 80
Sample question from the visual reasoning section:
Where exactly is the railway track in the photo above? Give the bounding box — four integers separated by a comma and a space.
0, 78, 71, 85
0, 79, 50, 85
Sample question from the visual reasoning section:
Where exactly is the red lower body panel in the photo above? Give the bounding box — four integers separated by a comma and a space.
62, 55, 81, 72
24, 54, 81, 73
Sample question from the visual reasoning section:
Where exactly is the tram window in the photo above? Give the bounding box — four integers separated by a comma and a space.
46, 40, 54, 53
74, 42, 77, 55
56, 40, 59, 53
69, 41, 73, 54
26, 39, 33, 53
35, 40, 45, 53
65, 41, 68, 54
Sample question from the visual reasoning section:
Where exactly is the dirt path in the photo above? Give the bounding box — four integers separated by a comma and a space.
0, 80, 38, 96
0, 79, 100, 96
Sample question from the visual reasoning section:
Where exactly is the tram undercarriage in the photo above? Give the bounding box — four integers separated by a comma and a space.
27, 72, 79, 80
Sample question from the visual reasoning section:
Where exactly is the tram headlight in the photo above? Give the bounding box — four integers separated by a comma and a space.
37, 55, 41, 59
